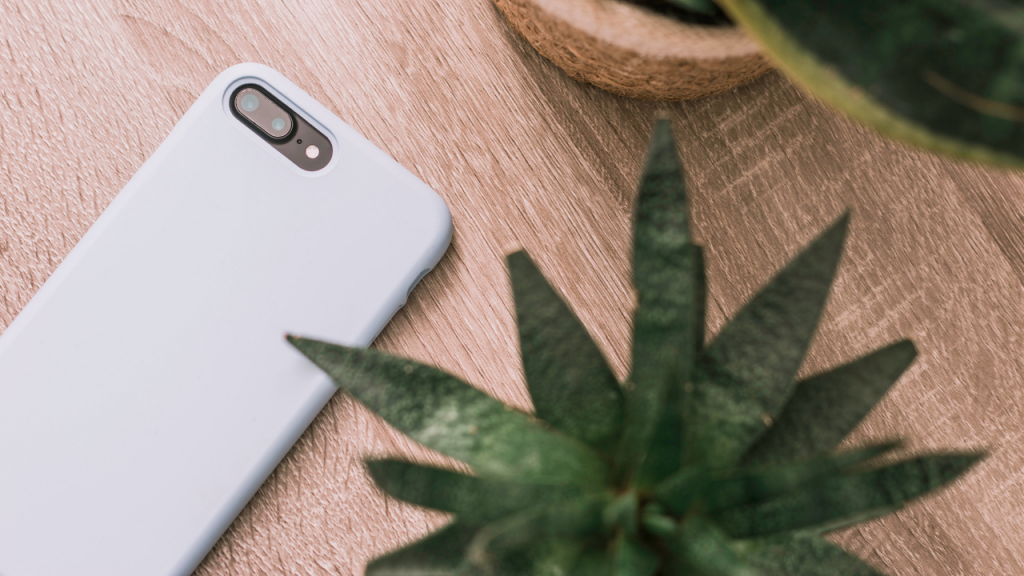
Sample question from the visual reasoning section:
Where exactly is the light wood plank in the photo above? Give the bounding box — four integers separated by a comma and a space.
3, 1, 1024, 574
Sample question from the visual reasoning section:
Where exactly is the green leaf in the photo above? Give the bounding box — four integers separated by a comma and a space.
744, 341, 917, 466
531, 541, 587, 576
602, 491, 640, 535
701, 443, 898, 512
633, 247, 703, 489
717, 0, 1024, 167
736, 534, 883, 576
570, 551, 614, 576
670, 516, 761, 576
689, 213, 849, 468
641, 504, 678, 538
367, 522, 476, 576
288, 337, 607, 485
632, 376, 686, 488
652, 466, 705, 516
366, 459, 590, 524
655, 443, 896, 516
714, 452, 985, 538
508, 251, 624, 454
612, 533, 660, 576
692, 245, 707, 352
466, 496, 610, 570
619, 118, 701, 478
463, 539, 585, 576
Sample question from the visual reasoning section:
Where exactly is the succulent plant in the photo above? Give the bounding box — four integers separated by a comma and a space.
288, 119, 984, 575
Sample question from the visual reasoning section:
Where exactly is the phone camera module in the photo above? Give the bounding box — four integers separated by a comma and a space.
230, 84, 333, 172
232, 87, 292, 140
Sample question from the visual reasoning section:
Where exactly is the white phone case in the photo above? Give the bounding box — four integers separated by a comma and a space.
0, 63, 452, 576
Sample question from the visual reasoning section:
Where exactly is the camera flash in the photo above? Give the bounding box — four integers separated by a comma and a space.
305, 145, 320, 159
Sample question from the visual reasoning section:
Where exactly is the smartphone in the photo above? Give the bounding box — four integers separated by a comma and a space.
0, 63, 452, 576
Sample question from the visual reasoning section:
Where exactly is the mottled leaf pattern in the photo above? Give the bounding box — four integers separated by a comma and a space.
655, 443, 896, 516
690, 214, 849, 468
634, 246, 707, 488
619, 118, 701, 478
744, 341, 917, 466
288, 337, 607, 485
367, 459, 588, 524
672, 516, 760, 576
715, 453, 985, 538
737, 534, 884, 576
509, 251, 624, 453
701, 443, 898, 512
466, 496, 609, 568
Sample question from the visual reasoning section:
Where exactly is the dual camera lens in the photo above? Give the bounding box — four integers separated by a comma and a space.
239, 93, 286, 132
233, 88, 292, 139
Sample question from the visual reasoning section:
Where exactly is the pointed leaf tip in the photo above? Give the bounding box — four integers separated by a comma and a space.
715, 451, 986, 538
507, 250, 624, 453
830, 210, 851, 239
506, 249, 527, 264
689, 212, 851, 468
637, 118, 688, 233
367, 522, 477, 576
929, 451, 987, 480
744, 339, 917, 466
739, 534, 885, 576
653, 116, 673, 140
287, 334, 330, 358
623, 121, 699, 477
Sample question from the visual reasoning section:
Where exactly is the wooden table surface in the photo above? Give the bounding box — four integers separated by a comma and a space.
3, 1, 1024, 574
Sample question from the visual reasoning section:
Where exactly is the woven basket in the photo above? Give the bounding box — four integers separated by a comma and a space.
493, 0, 771, 100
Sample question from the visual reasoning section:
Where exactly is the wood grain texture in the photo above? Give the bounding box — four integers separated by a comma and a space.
2, 1, 1024, 574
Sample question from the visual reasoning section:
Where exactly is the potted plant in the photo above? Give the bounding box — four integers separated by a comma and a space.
289, 119, 984, 574
491, 0, 771, 101
497, 0, 1024, 168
